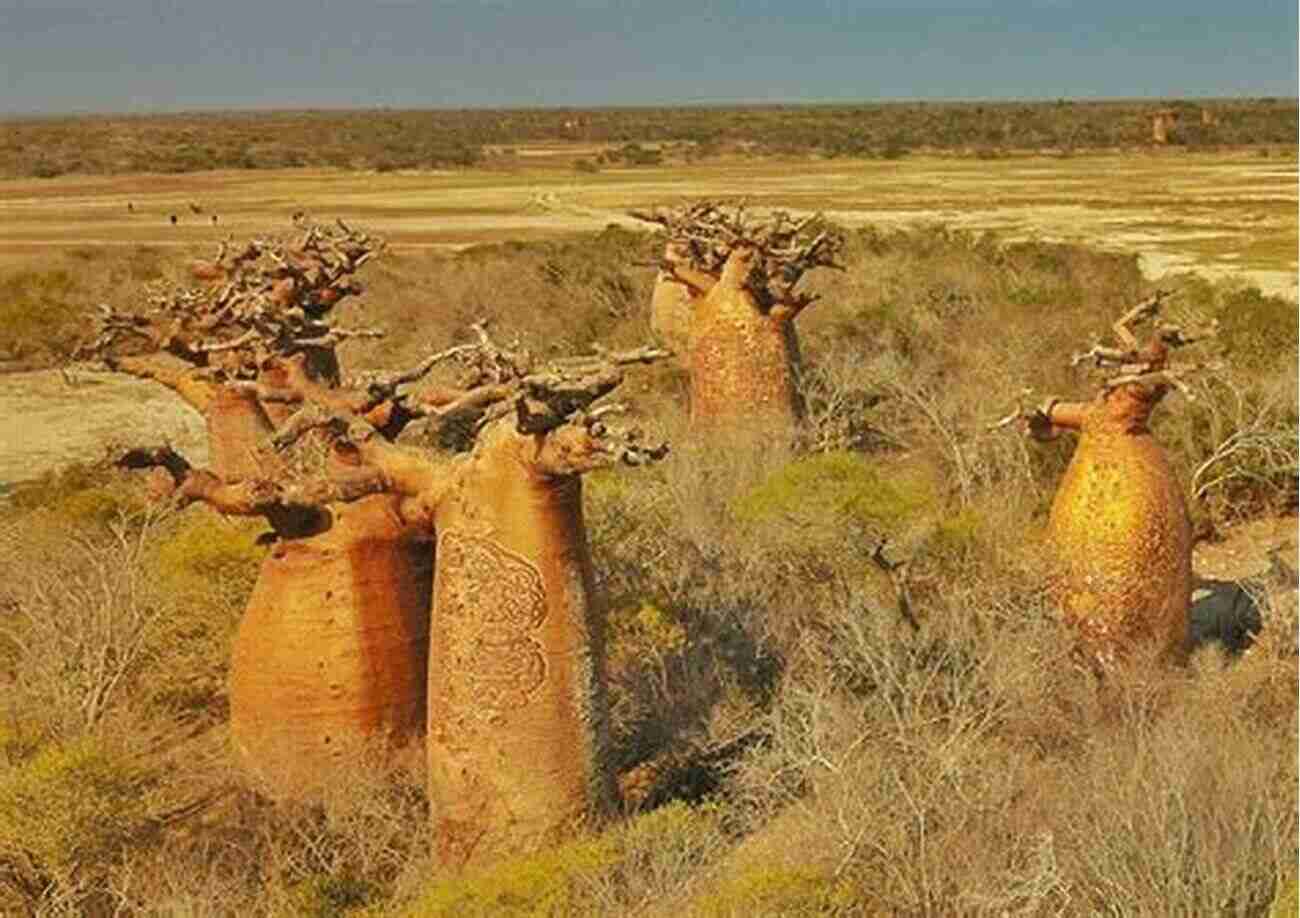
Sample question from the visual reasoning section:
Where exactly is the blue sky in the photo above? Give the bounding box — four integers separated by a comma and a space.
1, 0, 1295, 114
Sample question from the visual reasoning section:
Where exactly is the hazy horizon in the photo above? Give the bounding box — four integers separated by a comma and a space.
2, 0, 1296, 117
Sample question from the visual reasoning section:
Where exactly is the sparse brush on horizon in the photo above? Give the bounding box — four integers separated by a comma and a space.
1, 98, 1297, 179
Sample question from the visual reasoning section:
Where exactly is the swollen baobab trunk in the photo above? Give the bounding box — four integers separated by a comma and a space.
332, 333, 668, 867
637, 202, 842, 437
689, 248, 804, 434
119, 445, 439, 797
1035, 388, 1193, 666
649, 241, 696, 355
423, 420, 618, 866
1010, 293, 1217, 668
229, 493, 434, 792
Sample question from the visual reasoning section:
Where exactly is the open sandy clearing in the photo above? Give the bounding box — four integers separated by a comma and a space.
1, 152, 1294, 298
0, 369, 209, 492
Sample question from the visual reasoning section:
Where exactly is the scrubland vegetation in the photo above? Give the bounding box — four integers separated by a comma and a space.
0, 223, 1296, 914
1, 97, 1296, 178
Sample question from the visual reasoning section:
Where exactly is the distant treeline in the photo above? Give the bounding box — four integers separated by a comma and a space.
1, 97, 1295, 178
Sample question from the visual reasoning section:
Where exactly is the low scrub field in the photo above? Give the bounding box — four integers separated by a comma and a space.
0, 221, 1295, 915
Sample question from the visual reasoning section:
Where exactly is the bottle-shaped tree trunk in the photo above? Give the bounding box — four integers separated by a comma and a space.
649, 241, 696, 356
1006, 293, 1216, 667
424, 421, 617, 867
637, 202, 842, 437
1041, 389, 1192, 666
229, 492, 433, 794
689, 248, 804, 434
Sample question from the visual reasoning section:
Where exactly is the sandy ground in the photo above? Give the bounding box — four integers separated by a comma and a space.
1, 152, 1295, 297
0, 369, 208, 493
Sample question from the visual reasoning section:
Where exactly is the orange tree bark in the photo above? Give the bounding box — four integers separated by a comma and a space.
331, 338, 667, 868
1040, 388, 1193, 667
422, 421, 618, 866
1009, 292, 1217, 668
229, 492, 434, 792
688, 248, 804, 435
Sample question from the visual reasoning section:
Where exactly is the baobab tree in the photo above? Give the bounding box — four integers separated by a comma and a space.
76, 221, 451, 793
995, 292, 1220, 668
278, 325, 670, 867
80, 222, 672, 861
634, 201, 844, 436
647, 239, 695, 355
79, 220, 384, 477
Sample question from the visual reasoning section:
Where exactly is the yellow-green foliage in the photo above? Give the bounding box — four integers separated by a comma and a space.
283, 875, 378, 918
1173, 276, 1300, 372
691, 865, 859, 917
928, 506, 984, 560
0, 735, 154, 889
401, 803, 726, 917
609, 599, 688, 662
0, 722, 40, 766
5, 462, 146, 528
401, 837, 617, 917
0, 268, 81, 360
154, 510, 263, 597
733, 452, 937, 533
1273, 873, 1299, 918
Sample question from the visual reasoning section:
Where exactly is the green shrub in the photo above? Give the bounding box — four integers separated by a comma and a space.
5, 462, 148, 529
733, 452, 937, 533
692, 865, 859, 917
154, 510, 264, 596
394, 804, 727, 917
1273, 873, 1299, 918
400, 836, 617, 917
0, 735, 157, 904
1213, 286, 1300, 371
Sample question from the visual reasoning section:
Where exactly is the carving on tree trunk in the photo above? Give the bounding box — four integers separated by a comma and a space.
435, 530, 549, 719
995, 292, 1221, 668
634, 202, 843, 435
281, 329, 667, 867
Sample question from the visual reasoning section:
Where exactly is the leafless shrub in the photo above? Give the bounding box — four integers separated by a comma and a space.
1183, 367, 1299, 522
0, 504, 172, 736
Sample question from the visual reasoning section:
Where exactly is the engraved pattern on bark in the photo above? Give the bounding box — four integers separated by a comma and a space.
436, 530, 548, 720
1047, 394, 1192, 663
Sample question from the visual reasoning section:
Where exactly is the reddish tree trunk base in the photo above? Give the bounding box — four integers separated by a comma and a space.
229, 494, 433, 795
